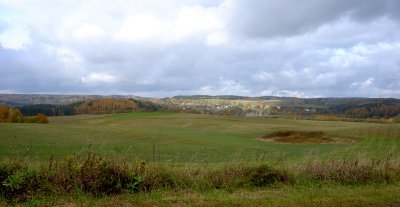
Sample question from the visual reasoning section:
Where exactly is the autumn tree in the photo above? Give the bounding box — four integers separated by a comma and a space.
0, 104, 49, 123
9, 108, 24, 123
0, 104, 7, 122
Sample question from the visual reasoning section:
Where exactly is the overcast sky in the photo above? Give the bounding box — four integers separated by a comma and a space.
0, 0, 400, 98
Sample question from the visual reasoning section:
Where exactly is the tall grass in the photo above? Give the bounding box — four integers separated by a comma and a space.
1, 153, 399, 203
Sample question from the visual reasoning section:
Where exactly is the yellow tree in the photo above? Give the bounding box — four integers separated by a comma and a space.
9, 108, 24, 123
0, 104, 7, 122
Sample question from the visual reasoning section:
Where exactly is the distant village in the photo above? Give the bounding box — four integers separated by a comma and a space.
155, 98, 318, 117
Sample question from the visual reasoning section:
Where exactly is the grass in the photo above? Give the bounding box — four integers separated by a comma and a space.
0, 112, 399, 162
3, 185, 400, 207
47, 185, 400, 207
0, 153, 399, 206
0, 112, 400, 205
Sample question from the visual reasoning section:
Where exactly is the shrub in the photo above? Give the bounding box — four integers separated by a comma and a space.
24, 113, 49, 123
77, 154, 130, 195
1, 168, 39, 202
0, 162, 26, 196
247, 165, 290, 187
363, 118, 393, 124
301, 158, 399, 184
206, 164, 291, 189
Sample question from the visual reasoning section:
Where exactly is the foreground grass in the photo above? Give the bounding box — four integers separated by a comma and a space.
1, 153, 400, 206
4, 184, 400, 207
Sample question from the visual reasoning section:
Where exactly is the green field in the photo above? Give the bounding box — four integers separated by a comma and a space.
1, 112, 400, 206
1, 112, 399, 162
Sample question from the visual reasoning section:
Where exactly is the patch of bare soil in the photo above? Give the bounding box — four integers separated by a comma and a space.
261, 130, 355, 144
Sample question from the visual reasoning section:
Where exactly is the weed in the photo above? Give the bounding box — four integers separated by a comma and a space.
77, 154, 130, 195
1, 169, 39, 202
127, 172, 142, 193
247, 165, 290, 187
0, 154, 399, 204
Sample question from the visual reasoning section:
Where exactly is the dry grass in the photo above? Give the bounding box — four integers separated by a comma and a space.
261, 130, 356, 144
7, 185, 400, 207
1, 154, 400, 204
48, 114, 106, 124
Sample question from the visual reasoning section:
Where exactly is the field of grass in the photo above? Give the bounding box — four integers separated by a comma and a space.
1, 112, 400, 206
10, 184, 400, 207
0, 112, 399, 162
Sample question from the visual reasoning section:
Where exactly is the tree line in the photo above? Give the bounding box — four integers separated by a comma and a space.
17, 98, 159, 116
0, 104, 48, 123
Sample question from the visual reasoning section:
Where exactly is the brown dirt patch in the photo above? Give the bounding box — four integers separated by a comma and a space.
261, 130, 355, 144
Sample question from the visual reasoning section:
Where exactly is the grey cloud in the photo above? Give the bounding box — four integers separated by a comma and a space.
227, 0, 400, 38
1, 0, 400, 98
0, 22, 6, 32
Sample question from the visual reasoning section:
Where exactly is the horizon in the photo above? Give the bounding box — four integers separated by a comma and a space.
1, 1, 400, 98
0, 92, 399, 100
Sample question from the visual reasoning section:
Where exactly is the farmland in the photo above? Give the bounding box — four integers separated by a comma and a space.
1, 112, 399, 162
1, 112, 400, 206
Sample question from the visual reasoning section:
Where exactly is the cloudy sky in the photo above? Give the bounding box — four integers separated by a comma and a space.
0, 0, 400, 98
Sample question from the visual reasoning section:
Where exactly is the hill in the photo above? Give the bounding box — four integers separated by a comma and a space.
2, 94, 400, 118
156, 96, 400, 118
75, 98, 158, 114
16, 98, 158, 116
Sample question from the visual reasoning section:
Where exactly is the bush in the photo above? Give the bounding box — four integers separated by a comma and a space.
0, 163, 40, 202
206, 165, 291, 189
363, 118, 393, 124
301, 158, 399, 184
77, 154, 130, 195
247, 165, 290, 187
24, 113, 49, 123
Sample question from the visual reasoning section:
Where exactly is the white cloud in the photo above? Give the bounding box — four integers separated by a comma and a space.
206, 32, 228, 46
281, 69, 297, 78
251, 71, 274, 82
114, 5, 224, 44
326, 48, 369, 68
81, 72, 117, 84
259, 89, 320, 98
350, 77, 374, 89
73, 23, 105, 39
312, 72, 337, 85
0, 26, 31, 50
198, 78, 249, 95
173, 5, 223, 40
114, 12, 163, 43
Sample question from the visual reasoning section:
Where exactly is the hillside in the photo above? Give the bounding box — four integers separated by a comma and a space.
156, 96, 400, 118
2, 94, 400, 118
0, 94, 145, 106
15, 98, 158, 116
75, 98, 158, 114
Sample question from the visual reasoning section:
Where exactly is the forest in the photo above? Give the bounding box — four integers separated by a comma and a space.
0, 104, 48, 123
17, 98, 159, 116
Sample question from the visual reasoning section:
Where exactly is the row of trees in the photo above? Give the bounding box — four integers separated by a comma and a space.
344, 105, 400, 119
0, 105, 48, 123
16, 98, 159, 117
75, 98, 158, 114
19, 103, 80, 116
265, 105, 400, 119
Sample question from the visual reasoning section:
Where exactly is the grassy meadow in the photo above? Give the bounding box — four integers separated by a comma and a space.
1, 112, 399, 162
1, 112, 400, 206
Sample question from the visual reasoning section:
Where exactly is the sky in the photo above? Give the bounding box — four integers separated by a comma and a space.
0, 0, 400, 98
